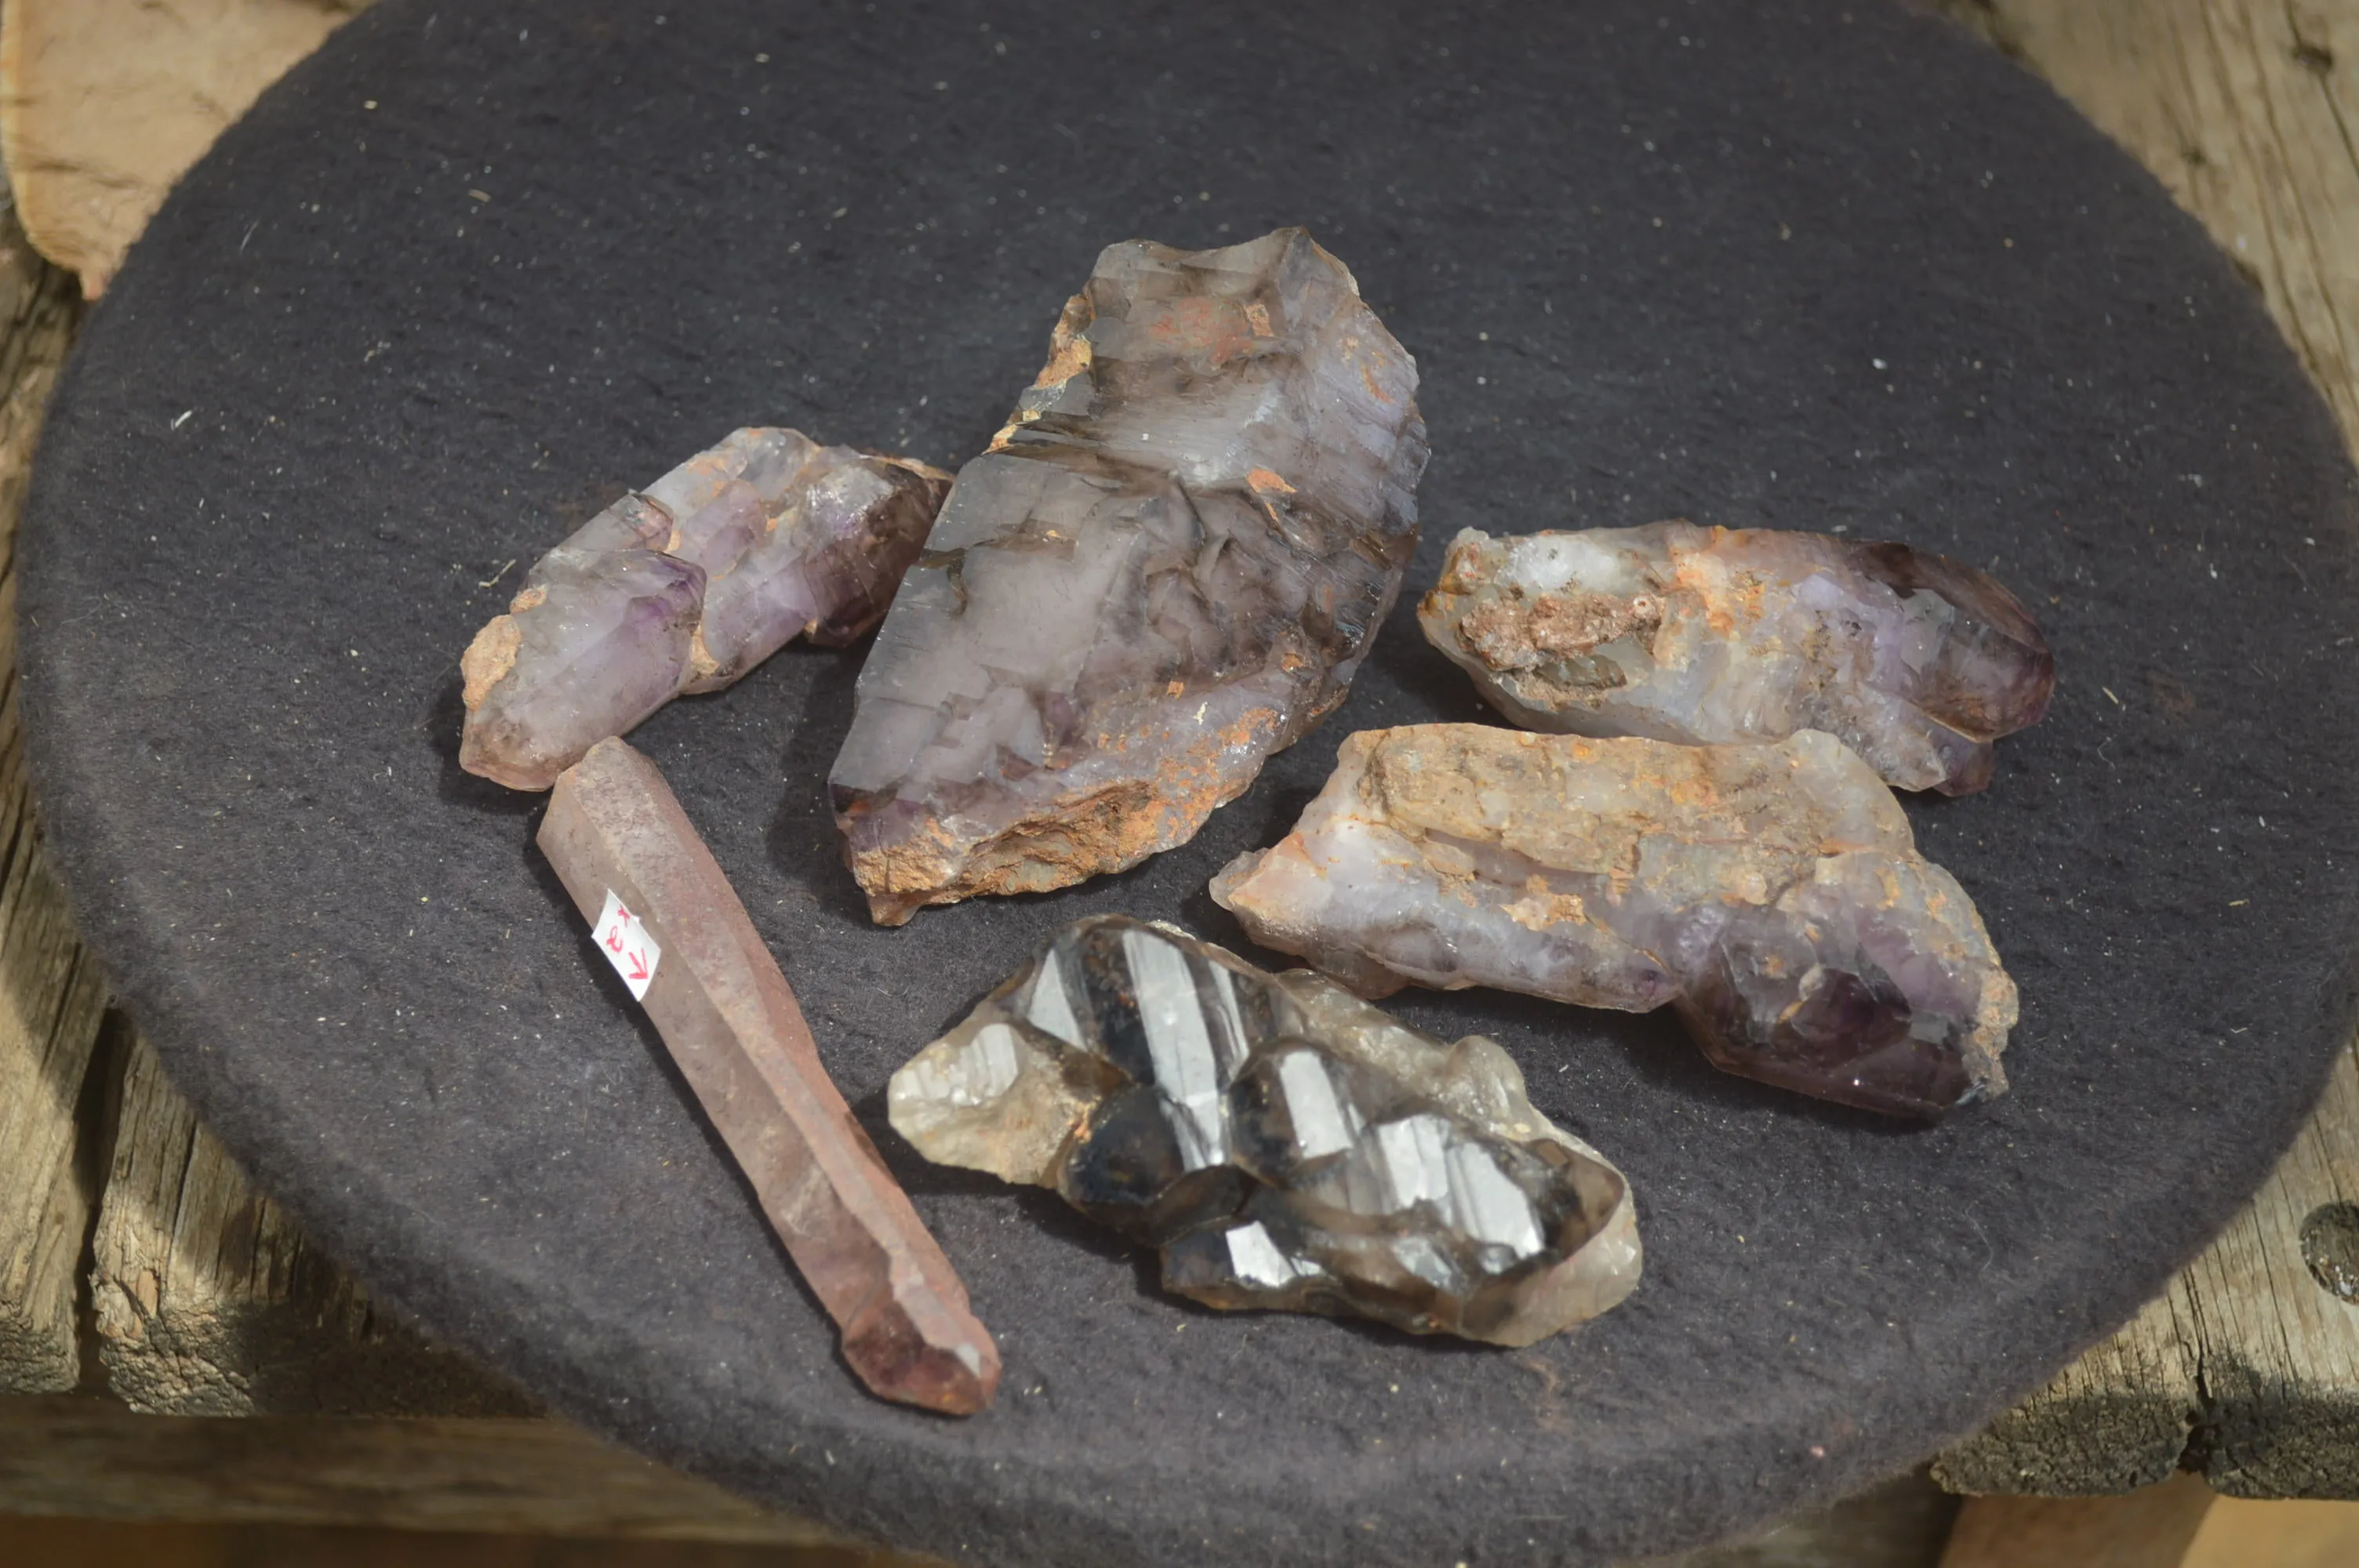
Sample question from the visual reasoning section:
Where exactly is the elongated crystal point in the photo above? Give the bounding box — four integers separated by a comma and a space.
1418, 524, 2055, 794
828, 227, 1429, 925
461, 430, 950, 791
539, 739, 998, 1414
1213, 725, 2016, 1118
889, 916, 1641, 1346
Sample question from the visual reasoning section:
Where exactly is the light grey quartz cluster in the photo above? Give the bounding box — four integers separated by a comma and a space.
460, 428, 948, 790
1213, 724, 2016, 1118
828, 227, 1430, 924
889, 916, 1641, 1345
1419, 524, 2055, 794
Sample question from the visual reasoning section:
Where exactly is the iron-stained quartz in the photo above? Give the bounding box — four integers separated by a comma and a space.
1212, 725, 2017, 1118
889, 916, 1639, 1346
829, 227, 1430, 924
1419, 524, 2055, 795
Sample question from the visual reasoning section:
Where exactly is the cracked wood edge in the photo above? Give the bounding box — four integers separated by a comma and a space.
0, 189, 101, 1395
1936, 1028, 2359, 1496
1924, 0, 2359, 1499
89, 1029, 537, 1417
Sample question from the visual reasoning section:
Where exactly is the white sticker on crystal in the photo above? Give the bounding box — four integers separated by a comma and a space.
1121, 928, 1227, 1170
590, 889, 660, 1001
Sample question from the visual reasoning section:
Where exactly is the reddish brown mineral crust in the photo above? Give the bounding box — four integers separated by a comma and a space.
537, 739, 998, 1414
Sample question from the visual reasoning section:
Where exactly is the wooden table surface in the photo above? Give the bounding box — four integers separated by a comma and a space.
2, 2, 2358, 1563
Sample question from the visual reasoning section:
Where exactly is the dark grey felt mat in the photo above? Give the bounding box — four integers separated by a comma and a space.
19, 0, 2359, 1563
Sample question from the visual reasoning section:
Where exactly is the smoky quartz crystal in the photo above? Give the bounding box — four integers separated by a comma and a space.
889, 916, 1639, 1346
829, 227, 1429, 924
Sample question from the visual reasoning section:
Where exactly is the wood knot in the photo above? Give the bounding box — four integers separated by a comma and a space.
2299, 1201, 2359, 1302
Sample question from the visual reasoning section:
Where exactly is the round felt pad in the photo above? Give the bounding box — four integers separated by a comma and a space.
21, 2, 2359, 1563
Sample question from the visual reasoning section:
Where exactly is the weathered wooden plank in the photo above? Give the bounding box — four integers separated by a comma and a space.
0, 190, 103, 1396
1939, 1472, 2359, 1566
1937, 1471, 2218, 1567
88, 1029, 536, 1417
0, 0, 377, 297
1925, 0, 2359, 1498
1937, 1033, 2359, 1497
0, 1392, 883, 1552
1933, 1284, 2201, 1496
0, 1387, 1954, 1568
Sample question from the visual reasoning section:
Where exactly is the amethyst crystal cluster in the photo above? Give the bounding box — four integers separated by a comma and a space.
460, 429, 949, 789
826, 227, 1430, 925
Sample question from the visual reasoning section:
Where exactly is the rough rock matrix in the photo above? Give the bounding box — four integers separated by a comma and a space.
462, 429, 950, 790
540, 739, 998, 1414
829, 227, 1429, 925
889, 915, 1640, 1346
1418, 524, 2055, 794
1212, 725, 2016, 1118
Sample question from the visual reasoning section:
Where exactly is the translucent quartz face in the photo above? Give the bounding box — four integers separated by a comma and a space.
889, 916, 1641, 1347
1214, 725, 2018, 1119
1418, 524, 2055, 796
459, 428, 947, 791
829, 227, 1430, 925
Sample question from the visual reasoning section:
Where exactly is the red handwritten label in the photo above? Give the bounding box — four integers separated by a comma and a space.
591, 889, 660, 1001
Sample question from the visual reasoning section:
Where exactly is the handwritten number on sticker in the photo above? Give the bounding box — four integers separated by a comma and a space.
591, 890, 662, 1002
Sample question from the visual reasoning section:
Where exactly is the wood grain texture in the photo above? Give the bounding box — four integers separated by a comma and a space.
2183, 1490, 2359, 1565
0, 1515, 893, 1568
0, 0, 376, 298
0, 1393, 878, 1551
1936, 1039, 2359, 1498
1939, 1473, 2359, 1566
0, 1387, 1956, 1568
1938, 1472, 2217, 1567
1927, 0, 2359, 1498
89, 1030, 534, 1417
0, 189, 100, 1395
